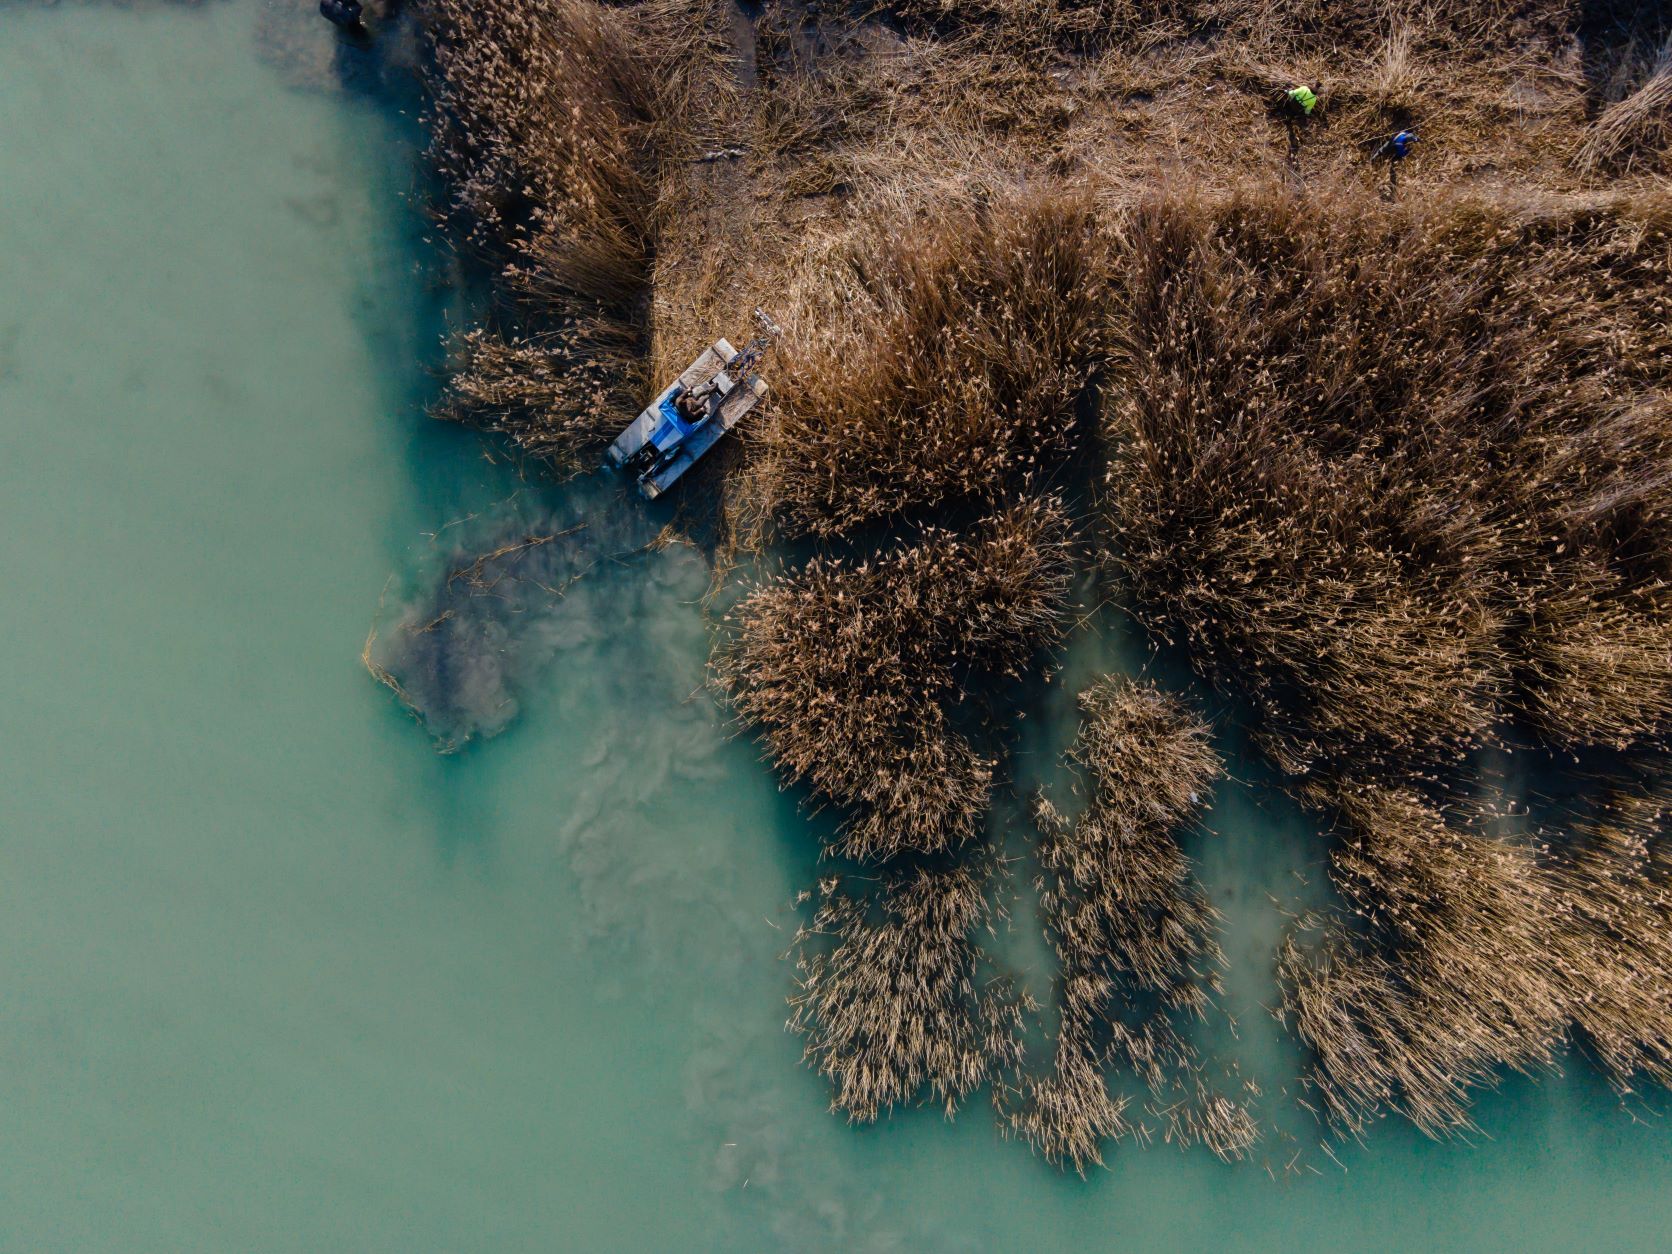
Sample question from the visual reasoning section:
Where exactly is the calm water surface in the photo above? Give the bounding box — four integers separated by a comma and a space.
3, 3, 1671, 1250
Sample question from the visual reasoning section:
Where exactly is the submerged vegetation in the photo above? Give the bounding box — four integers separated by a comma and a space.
394, 0, 1672, 1172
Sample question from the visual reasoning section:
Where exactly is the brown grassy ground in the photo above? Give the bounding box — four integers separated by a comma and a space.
408, 0, 1672, 1158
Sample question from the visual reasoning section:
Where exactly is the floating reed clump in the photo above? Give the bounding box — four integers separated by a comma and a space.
749, 189, 1113, 538
1008, 679, 1256, 1170
714, 497, 1074, 860
1280, 779, 1672, 1137
789, 865, 1026, 1122
1102, 181, 1672, 774
416, 0, 724, 470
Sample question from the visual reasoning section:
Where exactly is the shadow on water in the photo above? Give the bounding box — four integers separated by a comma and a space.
254, 0, 419, 99
250, 0, 511, 556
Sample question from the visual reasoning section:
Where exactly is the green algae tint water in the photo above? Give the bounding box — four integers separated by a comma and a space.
1, 3, 1670, 1250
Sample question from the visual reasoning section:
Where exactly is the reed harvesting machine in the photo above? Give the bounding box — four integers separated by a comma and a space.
607, 309, 780, 500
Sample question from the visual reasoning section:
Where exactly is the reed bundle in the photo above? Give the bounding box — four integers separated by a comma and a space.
715, 498, 1074, 859
1282, 780, 1672, 1136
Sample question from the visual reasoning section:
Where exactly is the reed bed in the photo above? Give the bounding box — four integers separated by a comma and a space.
714, 497, 1074, 860
1281, 780, 1672, 1137
747, 189, 1113, 538
1102, 183, 1672, 1131
416, 0, 727, 471
1004, 1021, 1135, 1173
789, 865, 1027, 1122
1280, 782, 1562, 1135
1101, 181, 1672, 774
402, 0, 1672, 1163
1008, 679, 1256, 1170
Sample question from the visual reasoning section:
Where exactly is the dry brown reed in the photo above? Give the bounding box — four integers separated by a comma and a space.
405, 0, 1672, 1160
1577, 34, 1672, 177
1008, 679, 1255, 1170
1003, 1013, 1135, 1172
1281, 779, 1672, 1137
431, 328, 644, 474
789, 865, 1027, 1122
747, 189, 1113, 538
714, 497, 1074, 860
883, 0, 1561, 51
1101, 181, 1672, 774
1280, 782, 1561, 1135
419, 0, 694, 260
1049, 680, 1226, 1022
1101, 179, 1672, 1138
1521, 568, 1672, 752
726, 0, 1648, 246
416, 0, 729, 470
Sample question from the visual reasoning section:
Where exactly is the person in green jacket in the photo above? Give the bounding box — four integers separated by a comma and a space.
1274, 83, 1323, 160
1282, 84, 1319, 120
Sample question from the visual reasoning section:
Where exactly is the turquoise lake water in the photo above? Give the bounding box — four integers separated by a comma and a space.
4, 3, 1672, 1249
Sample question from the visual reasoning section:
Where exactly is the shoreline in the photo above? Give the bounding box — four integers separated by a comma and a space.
387, 0, 1672, 1169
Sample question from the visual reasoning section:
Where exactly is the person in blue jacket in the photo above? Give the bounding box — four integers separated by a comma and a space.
1377, 129, 1418, 161
1374, 128, 1418, 196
